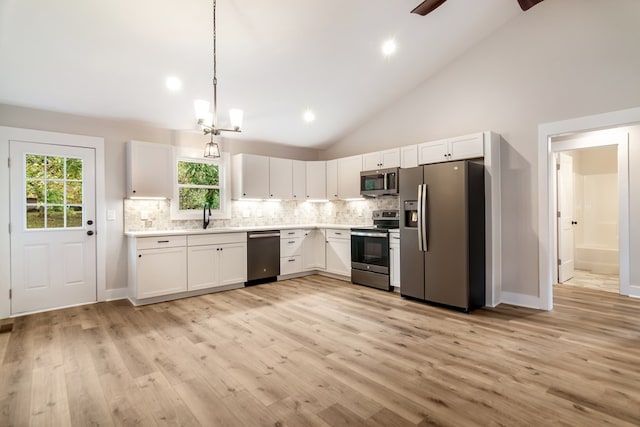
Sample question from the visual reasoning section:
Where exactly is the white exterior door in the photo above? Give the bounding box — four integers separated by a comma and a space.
10, 141, 97, 314
557, 152, 575, 283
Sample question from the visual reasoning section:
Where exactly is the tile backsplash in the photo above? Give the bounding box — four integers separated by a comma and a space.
124, 198, 400, 232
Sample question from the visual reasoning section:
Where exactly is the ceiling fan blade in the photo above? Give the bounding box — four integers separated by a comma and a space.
411, 0, 448, 16
517, 0, 544, 11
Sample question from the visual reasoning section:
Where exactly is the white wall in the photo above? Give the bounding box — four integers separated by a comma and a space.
0, 104, 319, 293
322, 0, 640, 296
628, 126, 640, 288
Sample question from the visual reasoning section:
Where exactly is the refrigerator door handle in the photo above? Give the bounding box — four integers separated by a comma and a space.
417, 184, 423, 251
422, 184, 428, 252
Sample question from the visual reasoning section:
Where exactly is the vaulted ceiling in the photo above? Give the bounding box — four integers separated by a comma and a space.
0, 0, 523, 148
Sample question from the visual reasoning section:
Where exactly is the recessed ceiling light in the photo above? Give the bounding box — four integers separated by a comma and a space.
303, 109, 316, 123
165, 76, 182, 92
381, 39, 397, 57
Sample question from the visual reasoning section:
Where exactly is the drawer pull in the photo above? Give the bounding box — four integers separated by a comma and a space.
157, 240, 170, 243
287, 232, 295, 235
288, 258, 296, 262
288, 241, 295, 244
334, 232, 342, 235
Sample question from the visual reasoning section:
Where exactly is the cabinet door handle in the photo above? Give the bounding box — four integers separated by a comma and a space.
138, 254, 142, 258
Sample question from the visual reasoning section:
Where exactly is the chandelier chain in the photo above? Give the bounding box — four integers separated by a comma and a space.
212, 0, 218, 130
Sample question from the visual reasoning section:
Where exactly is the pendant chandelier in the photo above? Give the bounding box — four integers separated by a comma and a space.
194, 0, 243, 158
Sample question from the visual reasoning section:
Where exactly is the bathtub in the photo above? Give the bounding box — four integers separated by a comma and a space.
574, 245, 619, 274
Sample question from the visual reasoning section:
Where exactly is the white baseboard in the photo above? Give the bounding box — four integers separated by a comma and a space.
103, 287, 128, 301
628, 283, 640, 298
500, 291, 546, 310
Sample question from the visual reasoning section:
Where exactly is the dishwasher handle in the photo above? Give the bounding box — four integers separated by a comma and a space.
248, 232, 281, 238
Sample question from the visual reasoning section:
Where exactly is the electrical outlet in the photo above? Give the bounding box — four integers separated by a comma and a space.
106, 210, 116, 221
242, 209, 250, 218
140, 211, 149, 220
256, 209, 263, 218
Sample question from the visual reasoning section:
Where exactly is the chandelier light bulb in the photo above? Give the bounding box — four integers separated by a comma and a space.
229, 109, 243, 129
194, 100, 211, 121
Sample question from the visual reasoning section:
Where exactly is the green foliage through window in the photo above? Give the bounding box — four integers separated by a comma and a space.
25, 154, 83, 229
177, 160, 220, 210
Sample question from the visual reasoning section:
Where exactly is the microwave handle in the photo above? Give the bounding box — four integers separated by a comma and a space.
383, 173, 388, 190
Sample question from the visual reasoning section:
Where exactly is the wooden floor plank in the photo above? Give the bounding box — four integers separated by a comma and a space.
2, 276, 640, 426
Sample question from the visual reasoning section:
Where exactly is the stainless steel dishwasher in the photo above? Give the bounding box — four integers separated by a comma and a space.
246, 230, 281, 284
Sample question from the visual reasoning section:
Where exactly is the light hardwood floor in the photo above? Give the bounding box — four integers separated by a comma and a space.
1, 275, 639, 426
564, 269, 619, 294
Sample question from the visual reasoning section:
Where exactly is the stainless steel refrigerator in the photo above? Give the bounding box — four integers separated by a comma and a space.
399, 160, 485, 311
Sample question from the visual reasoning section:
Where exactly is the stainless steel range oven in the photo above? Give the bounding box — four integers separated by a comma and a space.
351, 210, 399, 291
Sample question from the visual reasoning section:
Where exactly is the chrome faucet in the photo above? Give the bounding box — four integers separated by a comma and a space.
203, 202, 211, 229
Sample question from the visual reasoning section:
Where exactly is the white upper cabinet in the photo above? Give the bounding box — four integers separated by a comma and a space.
269, 157, 293, 199
306, 161, 326, 200
448, 133, 484, 160
337, 155, 363, 199
418, 133, 484, 165
362, 149, 400, 170
292, 160, 306, 200
232, 153, 269, 199
418, 138, 449, 165
401, 145, 418, 169
326, 159, 339, 200
126, 141, 173, 198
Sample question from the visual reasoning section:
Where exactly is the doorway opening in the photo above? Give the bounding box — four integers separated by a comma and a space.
538, 107, 637, 311
554, 144, 619, 294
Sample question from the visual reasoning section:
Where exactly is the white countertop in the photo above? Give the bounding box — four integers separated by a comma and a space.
125, 223, 365, 238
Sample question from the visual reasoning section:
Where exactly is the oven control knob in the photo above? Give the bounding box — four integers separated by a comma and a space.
367, 265, 370, 270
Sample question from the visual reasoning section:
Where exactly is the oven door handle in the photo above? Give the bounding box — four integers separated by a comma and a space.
350, 231, 388, 238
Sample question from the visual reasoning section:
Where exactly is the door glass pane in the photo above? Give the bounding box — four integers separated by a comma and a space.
25, 154, 45, 178
24, 154, 84, 230
47, 181, 64, 204
46, 156, 65, 179
66, 158, 83, 180
26, 180, 44, 204
26, 206, 44, 229
66, 181, 82, 204
46, 206, 65, 228
66, 206, 83, 228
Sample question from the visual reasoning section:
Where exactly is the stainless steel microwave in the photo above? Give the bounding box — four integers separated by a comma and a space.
360, 167, 399, 197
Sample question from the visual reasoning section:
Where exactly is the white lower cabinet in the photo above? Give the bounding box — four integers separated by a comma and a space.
131, 236, 188, 299
325, 229, 351, 277
187, 233, 247, 290
389, 231, 400, 290
302, 228, 326, 271
280, 229, 304, 275
129, 233, 246, 304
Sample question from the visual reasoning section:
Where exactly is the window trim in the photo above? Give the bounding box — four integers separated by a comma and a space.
170, 151, 231, 220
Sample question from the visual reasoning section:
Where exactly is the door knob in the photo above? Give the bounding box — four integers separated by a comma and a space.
87, 230, 94, 236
